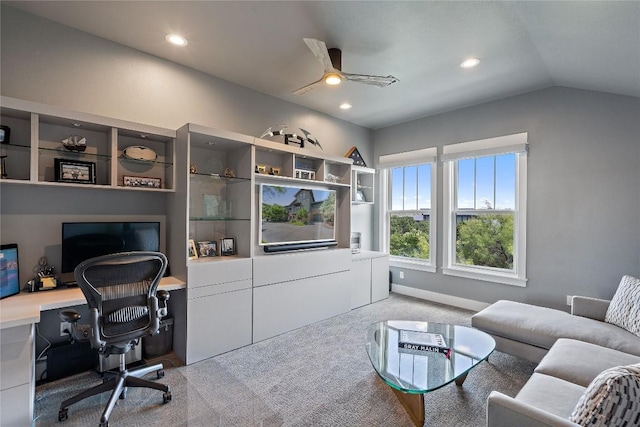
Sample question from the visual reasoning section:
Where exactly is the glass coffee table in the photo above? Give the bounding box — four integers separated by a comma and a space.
365, 320, 495, 426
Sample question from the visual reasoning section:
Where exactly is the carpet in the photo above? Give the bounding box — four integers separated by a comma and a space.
34, 293, 535, 426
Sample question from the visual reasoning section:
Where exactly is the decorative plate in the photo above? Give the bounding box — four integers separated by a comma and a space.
123, 145, 157, 162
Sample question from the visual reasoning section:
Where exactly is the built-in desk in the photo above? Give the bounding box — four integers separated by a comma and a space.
0, 277, 185, 427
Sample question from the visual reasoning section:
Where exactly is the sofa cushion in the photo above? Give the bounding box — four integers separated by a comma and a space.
516, 373, 586, 419
569, 363, 640, 426
472, 300, 640, 356
535, 338, 640, 387
604, 275, 640, 337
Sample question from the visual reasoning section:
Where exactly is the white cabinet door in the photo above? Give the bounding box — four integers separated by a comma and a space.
253, 270, 351, 342
371, 256, 390, 303
186, 288, 252, 364
351, 259, 371, 309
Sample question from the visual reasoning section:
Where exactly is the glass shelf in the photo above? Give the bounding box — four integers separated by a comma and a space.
189, 216, 251, 221
119, 156, 173, 167
190, 173, 250, 183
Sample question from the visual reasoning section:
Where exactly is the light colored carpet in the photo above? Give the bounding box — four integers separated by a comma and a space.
34, 293, 535, 426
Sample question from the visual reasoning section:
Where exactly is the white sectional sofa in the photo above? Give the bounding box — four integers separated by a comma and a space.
472, 276, 640, 427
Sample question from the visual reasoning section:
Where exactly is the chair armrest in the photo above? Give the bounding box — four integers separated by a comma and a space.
59, 309, 90, 342
487, 391, 579, 427
570, 296, 610, 321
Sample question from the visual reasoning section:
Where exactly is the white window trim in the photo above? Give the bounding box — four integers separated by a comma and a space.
442, 133, 528, 287
378, 148, 437, 271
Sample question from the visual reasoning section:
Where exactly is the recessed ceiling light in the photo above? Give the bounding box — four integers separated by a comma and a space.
339, 103, 352, 110
460, 58, 480, 69
166, 34, 188, 46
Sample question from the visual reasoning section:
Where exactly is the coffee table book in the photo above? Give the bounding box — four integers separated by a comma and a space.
398, 330, 451, 358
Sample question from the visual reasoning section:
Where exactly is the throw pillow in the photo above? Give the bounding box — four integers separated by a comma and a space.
569, 363, 640, 426
604, 275, 640, 337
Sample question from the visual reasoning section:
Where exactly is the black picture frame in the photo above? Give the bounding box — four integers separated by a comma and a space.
220, 238, 235, 256
54, 158, 96, 184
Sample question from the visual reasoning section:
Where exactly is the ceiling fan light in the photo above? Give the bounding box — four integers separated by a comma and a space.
324, 73, 342, 85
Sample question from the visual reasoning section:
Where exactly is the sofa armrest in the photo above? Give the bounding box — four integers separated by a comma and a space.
487, 391, 579, 427
570, 296, 610, 321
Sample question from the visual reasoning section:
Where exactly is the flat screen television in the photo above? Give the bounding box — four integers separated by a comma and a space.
260, 183, 337, 253
61, 222, 160, 280
0, 243, 20, 299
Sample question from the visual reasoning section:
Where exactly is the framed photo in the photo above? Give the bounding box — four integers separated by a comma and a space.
197, 240, 217, 257
220, 238, 235, 256
0, 125, 10, 144
356, 190, 366, 202
188, 239, 198, 260
256, 164, 267, 174
270, 167, 281, 176
123, 175, 161, 189
54, 158, 96, 184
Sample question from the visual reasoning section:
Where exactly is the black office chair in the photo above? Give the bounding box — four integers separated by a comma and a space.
58, 251, 172, 427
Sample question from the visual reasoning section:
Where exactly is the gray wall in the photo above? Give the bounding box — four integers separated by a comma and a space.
0, 5, 375, 284
374, 86, 640, 309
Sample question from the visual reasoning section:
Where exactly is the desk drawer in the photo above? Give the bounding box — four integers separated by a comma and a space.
188, 279, 252, 299
0, 383, 33, 426
188, 258, 252, 288
0, 325, 33, 391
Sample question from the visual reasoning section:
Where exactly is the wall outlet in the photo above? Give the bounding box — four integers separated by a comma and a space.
399, 271, 405, 279
60, 321, 71, 337
566, 295, 573, 306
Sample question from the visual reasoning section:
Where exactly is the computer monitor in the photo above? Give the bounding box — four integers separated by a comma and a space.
0, 243, 20, 299
61, 222, 161, 283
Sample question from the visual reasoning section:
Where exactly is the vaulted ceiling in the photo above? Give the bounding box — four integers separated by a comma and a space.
6, 1, 640, 129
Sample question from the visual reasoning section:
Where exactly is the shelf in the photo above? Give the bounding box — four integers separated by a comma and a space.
189, 217, 251, 221
0, 96, 177, 192
254, 172, 350, 188
352, 166, 375, 204
190, 173, 250, 183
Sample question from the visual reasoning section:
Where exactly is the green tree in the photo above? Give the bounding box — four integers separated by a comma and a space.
296, 207, 308, 224
319, 192, 336, 224
456, 214, 514, 269
389, 216, 429, 259
262, 203, 287, 222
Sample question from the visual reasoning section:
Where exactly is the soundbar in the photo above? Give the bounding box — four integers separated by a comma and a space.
263, 240, 338, 253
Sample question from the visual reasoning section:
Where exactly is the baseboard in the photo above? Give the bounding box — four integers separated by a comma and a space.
391, 284, 490, 312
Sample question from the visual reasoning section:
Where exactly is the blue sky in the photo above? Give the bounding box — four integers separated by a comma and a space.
391, 153, 516, 211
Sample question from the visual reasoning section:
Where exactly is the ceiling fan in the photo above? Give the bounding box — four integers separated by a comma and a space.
292, 38, 399, 95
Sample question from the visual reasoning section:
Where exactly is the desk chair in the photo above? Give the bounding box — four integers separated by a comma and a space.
58, 252, 172, 427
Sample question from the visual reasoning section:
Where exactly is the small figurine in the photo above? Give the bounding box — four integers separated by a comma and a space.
62, 135, 87, 152
224, 168, 235, 178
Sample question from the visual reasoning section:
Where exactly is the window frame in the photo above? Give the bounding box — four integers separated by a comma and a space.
379, 148, 437, 273
442, 134, 528, 286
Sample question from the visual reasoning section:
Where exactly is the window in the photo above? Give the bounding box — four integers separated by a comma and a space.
442, 133, 527, 286
379, 148, 437, 272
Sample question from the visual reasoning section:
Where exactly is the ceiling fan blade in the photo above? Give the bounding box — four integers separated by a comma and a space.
292, 77, 324, 96
303, 38, 335, 73
342, 72, 399, 87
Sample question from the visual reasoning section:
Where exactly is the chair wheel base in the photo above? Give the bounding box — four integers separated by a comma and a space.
99, 422, 108, 427
58, 408, 68, 422
163, 391, 172, 403
157, 369, 165, 379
